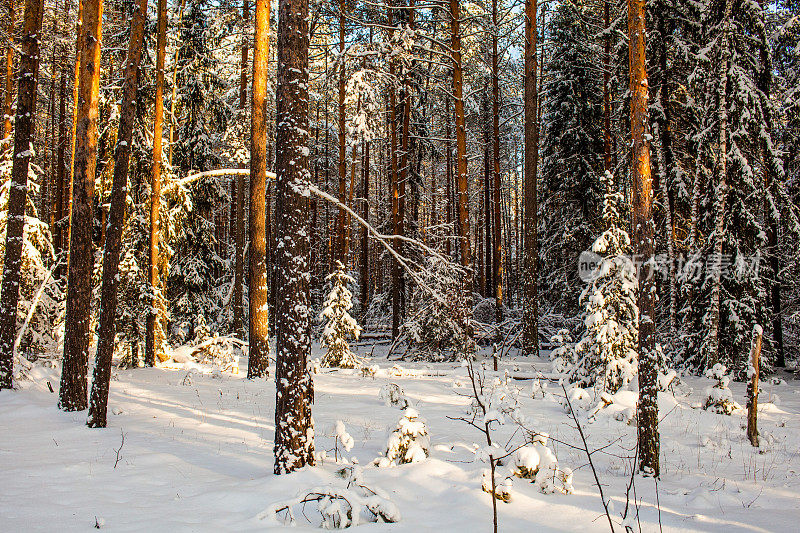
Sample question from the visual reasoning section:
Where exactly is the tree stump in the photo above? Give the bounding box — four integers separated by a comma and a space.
747, 325, 762, 447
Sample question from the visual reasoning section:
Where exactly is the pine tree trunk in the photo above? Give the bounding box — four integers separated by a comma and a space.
482, 89, 490, 298
87, 0, 147, 427
2, 0, 14, 148
445, 95, 452, 259
336, 0, 346, 265
273, 0, 314, 474
247, 0, 270, 379
629, 0, 659, 477
0, 0, 44, 389
60, 0, 103, 411
522, 0, 538, 356
360, 139, 369, 313
492, 0, 502, 325
389, 2, 401, 339
602, 0, 611, 173
54, 45, 67, 265
232, 0, 249, 337
167, 0, 187, 169
146, 0, 167, 367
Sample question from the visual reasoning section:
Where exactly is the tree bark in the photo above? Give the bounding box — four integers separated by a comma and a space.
389, 1, 401, 339
629, 0, 658, 477
602, 0, 611, 173
146, 0, 167, 367
59, 0, 103, 411
492, 0, 502, 325
0, 0, 44, 389
360, 139, 369, 313
336, 0, 346, 265
87, 0, 147, 427
273, 0, 314, 474
247, 0, 270, 379
523, 0, 538, 356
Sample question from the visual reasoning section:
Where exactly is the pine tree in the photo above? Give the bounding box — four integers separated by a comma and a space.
320, 260, 362, 368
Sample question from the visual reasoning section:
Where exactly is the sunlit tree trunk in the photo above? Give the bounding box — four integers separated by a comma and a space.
60, 0, 103, 411
629, 0, 658, 477
2, 0, 15, 148
491, 0, 502, 325
247, 0, 270, 379
146, 0, 167, 367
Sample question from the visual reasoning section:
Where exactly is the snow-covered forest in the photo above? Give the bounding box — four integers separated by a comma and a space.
1, 0, 800, 530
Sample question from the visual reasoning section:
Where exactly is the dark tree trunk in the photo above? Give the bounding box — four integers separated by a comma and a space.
146, 0, 167, 367
523, 0, 538, 356
629, 0, 659, 477
0, 0, 44, 389
492, 0, 502, 325
273, 0, 314, 474
87, 0, 148, 427
59, 0, 102, 411
247, 0, 270, 379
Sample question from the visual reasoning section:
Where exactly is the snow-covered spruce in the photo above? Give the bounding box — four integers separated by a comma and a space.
703, 363, 740, 415
320, 261, 362, 369
376, 407, 429, 467
553, 172, 639, 394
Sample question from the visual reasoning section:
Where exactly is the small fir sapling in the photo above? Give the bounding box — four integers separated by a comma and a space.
554, 172, 639, 394
320, 261, 363, 368
377, 407, 429, 467
703, 363, 740, 414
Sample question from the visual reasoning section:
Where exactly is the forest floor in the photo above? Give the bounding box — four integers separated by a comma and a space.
1, 343, 799, 532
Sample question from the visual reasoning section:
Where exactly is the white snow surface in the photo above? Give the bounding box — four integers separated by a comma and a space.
2, 344, 800, 531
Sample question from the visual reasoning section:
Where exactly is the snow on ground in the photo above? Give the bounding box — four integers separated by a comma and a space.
2, 343, 800, 532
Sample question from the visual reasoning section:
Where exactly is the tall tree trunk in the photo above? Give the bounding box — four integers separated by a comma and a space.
629, 0, 658, 477
0, 0, 44, 389
167, 0, 187, 169
602, 0, 611, 173
273, 0, 314, 474
247, 0, 270, 379
445, 95, 452, 259
87, 0, 148, 427
336, 0, 346, 265
522, 0, 538, 356
232, 0, 249, 337
360, 138, 369, 313
2, 0, 14, 148
389, 2, 401, 339
146, 0, 167, 367
451, 0, 472, 345
59, 0, 102, 411
492, 0, 502, 325
482, 88, 490, 298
